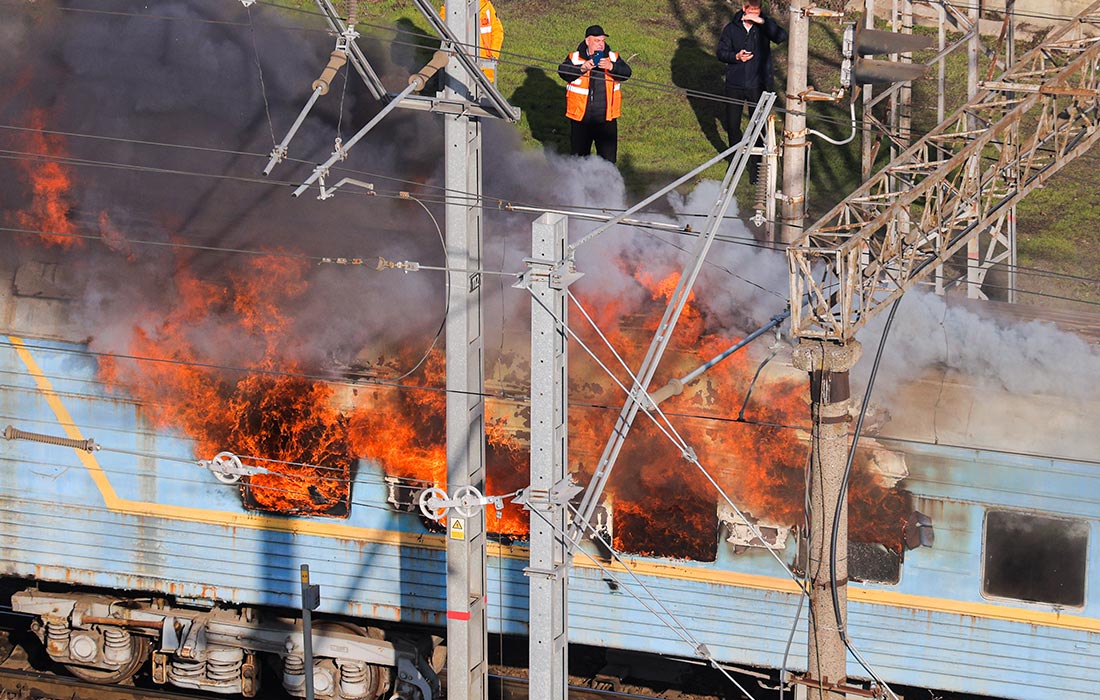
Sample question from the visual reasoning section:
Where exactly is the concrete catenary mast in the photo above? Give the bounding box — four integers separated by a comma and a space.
786, 2, 1100, 696
272, 4, 519, 700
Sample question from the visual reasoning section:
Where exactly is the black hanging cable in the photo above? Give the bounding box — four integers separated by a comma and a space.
828, 298, 904, 697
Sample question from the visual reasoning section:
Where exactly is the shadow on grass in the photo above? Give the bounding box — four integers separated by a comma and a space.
671, 36, 728, 157
509, 66, 568, 156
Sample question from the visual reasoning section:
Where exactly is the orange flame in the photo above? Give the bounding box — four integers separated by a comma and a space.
0, 158, 909, 553
8, 108, 82, 249
99, 252, 352, 516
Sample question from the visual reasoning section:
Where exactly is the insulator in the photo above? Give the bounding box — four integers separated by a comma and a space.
4, 425, 99, 452
754, 161, 768, 205
102, 627, 132, 664
409, 50, 450, 90
313, 51, 348, 95
206, 647, 244, 682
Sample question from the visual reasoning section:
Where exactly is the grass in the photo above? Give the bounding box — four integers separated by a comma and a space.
277, 1, 1099, 310
1014, 156, 1100, 309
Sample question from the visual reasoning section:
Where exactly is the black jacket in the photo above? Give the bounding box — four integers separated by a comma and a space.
716, 11, 787, 90
558, 41, 632, 122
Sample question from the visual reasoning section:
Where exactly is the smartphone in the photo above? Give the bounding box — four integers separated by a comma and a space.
590, 50, 605, 66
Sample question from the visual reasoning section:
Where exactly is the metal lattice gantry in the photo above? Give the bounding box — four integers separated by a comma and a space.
788, 0, 1100, 342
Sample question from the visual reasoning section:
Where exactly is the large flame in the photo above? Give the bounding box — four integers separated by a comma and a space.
7, 108, 82, 249
14, 120, 909, 552
98, 252, 353, 516
90, 240, 908, 549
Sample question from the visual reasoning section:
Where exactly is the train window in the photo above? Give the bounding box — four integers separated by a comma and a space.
849, 541, 900, 584
983, 510, 1088, 607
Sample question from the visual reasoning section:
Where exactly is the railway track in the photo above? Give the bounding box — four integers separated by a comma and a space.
0, 609, 729, 700
0, 654, 719, 700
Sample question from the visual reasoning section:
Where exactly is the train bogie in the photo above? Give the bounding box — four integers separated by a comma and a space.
11, 589, 435, 699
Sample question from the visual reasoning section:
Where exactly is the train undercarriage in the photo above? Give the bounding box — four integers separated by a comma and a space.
9, 588, 441, 700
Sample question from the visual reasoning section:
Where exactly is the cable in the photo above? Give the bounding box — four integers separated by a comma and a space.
247, 2, 277, 148
2, 0, 1084, 143
0, 122, 788, 251
386, 194, 449, 382
5, 212, 1100, 311
525, 501, 764, 700
533, 291, 813, 596
827, 299, 904, 700
807, 101, 858, 146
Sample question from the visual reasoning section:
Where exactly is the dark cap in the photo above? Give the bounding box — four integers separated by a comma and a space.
585, 25, 608, 37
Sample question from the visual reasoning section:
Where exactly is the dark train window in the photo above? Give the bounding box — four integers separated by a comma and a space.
849, 541, 901, 584
983, 510, 1088, 607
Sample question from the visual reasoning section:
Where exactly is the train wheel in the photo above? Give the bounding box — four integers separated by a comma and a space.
63, 635, 151, 684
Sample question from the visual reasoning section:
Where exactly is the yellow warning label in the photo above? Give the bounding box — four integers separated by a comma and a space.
449, 519, 466, 540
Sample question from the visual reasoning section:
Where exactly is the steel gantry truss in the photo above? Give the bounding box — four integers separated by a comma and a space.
788, 0, 1100, 342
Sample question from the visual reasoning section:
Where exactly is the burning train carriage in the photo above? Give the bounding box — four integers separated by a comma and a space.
0, 5, 1097, 698
0, 101, 1096, 700
2, 307, 1099, 700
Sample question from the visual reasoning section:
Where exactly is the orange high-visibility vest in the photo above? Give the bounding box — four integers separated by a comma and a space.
440, 1, 504, 82
564, 50, 622, 122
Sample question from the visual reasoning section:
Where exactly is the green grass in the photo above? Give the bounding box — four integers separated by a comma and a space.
1014, 157, 1100, 308
370, 0, 750, 192
283, 2, 988, 200
275, 2, 1099, 309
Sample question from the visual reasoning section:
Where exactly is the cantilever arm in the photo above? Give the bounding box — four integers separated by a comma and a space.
263, 50, 349, 176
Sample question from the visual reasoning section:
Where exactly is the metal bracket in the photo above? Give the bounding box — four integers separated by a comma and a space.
523, 562, 569, 579
418, 485, 510, 522
318, 177, 374, 200
515, 257, 584, 291
629, 386, 657, 413
512, 477, 583, 510
197, 451, 271, 484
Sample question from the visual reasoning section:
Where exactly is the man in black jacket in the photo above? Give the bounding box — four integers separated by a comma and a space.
716, 0, 787, 181
558, 25, 632, 163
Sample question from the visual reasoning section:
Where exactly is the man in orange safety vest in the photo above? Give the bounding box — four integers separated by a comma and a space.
557, 24, 632, 163
440, 1, 504, 83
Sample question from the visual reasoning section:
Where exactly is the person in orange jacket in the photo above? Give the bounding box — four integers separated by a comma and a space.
440, 1, 504, 83
557, 25, 632, 163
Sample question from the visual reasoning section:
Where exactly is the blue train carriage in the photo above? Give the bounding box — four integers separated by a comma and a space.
0, 332, 448, 698
2, 298, 1099, 699
861, 372, 1100, 699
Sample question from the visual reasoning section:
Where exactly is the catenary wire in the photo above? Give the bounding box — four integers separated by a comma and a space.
6, 0, 1090, 154
7, 104, 1100, 276
4, 136, 1099, 308
522, 501, 765, 700
4, 216, 1098, 309
0, 0, 1028, 143
533, 291, 814, 598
